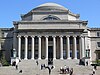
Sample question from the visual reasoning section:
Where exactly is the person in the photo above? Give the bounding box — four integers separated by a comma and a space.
41, 64, 43, 70
60, 67, 64, 74
60, 67, 62, 74
51, 65, 54, 69
15, 64, 18, 70
48, 67, 51, 75
93, 68, 95, 74
19, 70, 22, 73
36, 60, 39, 66
86, 61, 88, 66
66, 67, 69, 73
94, 65, 97, 70
70, 68, 73, 75
45, 66, 51, 75
64, 65, 67, 73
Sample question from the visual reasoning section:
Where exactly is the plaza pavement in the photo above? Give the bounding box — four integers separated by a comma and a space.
0, 60, 100, 75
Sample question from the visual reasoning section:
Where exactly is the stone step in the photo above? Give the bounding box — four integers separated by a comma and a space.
0, 60, 98, 75
0, 66, 100, 75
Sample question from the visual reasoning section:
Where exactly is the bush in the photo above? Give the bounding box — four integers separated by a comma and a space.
1, 54, 9, 66
92, 59, 100, 66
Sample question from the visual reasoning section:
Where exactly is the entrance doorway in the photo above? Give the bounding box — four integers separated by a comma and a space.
48, 46, 53, 65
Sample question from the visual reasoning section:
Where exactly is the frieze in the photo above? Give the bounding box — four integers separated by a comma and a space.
17, 31, 81, 37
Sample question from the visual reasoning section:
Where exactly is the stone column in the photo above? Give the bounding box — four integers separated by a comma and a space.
85, 36, 88, 57
38, 36, 41, 59
60, 35, 63, 59
45, 36, 48, 60
53, 36, 56, 60
18, 35, 21, 59
13, 25, 17, 57
31, 36, 35, 60
79, 37, 81, 59
73, 36, 77, 59
13, 30, 17, 57
66, 35, 70, 59
81, 36, 85, 58
24, 35, 28, 60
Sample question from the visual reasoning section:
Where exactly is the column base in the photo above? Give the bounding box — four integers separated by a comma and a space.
38, 58, 41, 60
31, 58, 34, 60
24, 58, 28, 60
60, 58, 63, 60
67, 57, 71, 59
53, 58, 56, 60
74, 58, 77, 59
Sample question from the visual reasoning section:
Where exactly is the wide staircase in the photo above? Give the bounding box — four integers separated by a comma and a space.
0, 59, 100, 75
14, 59, 100, 75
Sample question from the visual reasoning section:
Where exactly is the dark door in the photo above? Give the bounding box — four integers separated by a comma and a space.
48, 46, 53, 65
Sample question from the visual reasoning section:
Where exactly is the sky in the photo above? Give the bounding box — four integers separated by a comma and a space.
0, 0, 100, 28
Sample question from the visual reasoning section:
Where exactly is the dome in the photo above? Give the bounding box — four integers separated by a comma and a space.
33, 3, 68, 11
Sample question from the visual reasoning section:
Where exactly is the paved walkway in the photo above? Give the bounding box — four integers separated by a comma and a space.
0, 65, 100, 75
0, 60, 100, 75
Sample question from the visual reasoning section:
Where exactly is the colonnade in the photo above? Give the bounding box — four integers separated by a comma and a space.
17, 35, 86, 60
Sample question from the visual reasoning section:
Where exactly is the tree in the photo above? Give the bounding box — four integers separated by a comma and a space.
1, 53, 9, 66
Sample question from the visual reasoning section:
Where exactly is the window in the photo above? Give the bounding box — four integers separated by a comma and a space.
35, 37, 38, 44
2, 32, 8, 38
43, 15, 60, 20
21, 39, 25, 44
35, 50, 38, 59
97, 32, 100, 37
76, 39, 79, 44
97, 42, 100, 47
48, 37, 53, 41
28, 37, 32, 44
63, 38, 66, 44
70, 39, 73, 44
63, 50, 66, 59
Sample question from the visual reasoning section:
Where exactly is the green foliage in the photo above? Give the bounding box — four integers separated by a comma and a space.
0, 54, 9, 66
92, 59, 100, 66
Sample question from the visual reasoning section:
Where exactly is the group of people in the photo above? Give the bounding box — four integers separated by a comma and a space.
60, 65, 73, 75
36, 60, 54, 75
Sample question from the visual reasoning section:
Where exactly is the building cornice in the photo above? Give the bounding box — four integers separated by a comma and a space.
22, 10, 79, 18
13, 20, 87, 25
89, 28, 100, 31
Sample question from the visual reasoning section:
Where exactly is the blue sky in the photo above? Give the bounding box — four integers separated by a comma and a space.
0, 0, 100, 28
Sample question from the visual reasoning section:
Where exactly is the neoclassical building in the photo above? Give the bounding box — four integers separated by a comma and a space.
13, 3, 89, 60
0, 3, 100, 64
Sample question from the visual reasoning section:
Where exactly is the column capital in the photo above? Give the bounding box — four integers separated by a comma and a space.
59, 35, 63, 38
52, 35, 56, 38
24, 35, 28, 38
31, 35, 35, 38
73, 35, 77, 38
45, 35, 49, 38
38, 35, 42, 38
17, 35, 21, 38
80, 35, 85, 38
66, 35, 70, 38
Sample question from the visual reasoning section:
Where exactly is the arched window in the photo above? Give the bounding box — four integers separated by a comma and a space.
43, 15, 60, 20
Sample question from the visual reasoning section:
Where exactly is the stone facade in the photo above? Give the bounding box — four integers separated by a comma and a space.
0, 3, 100, 64
0, 28, 13, 62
